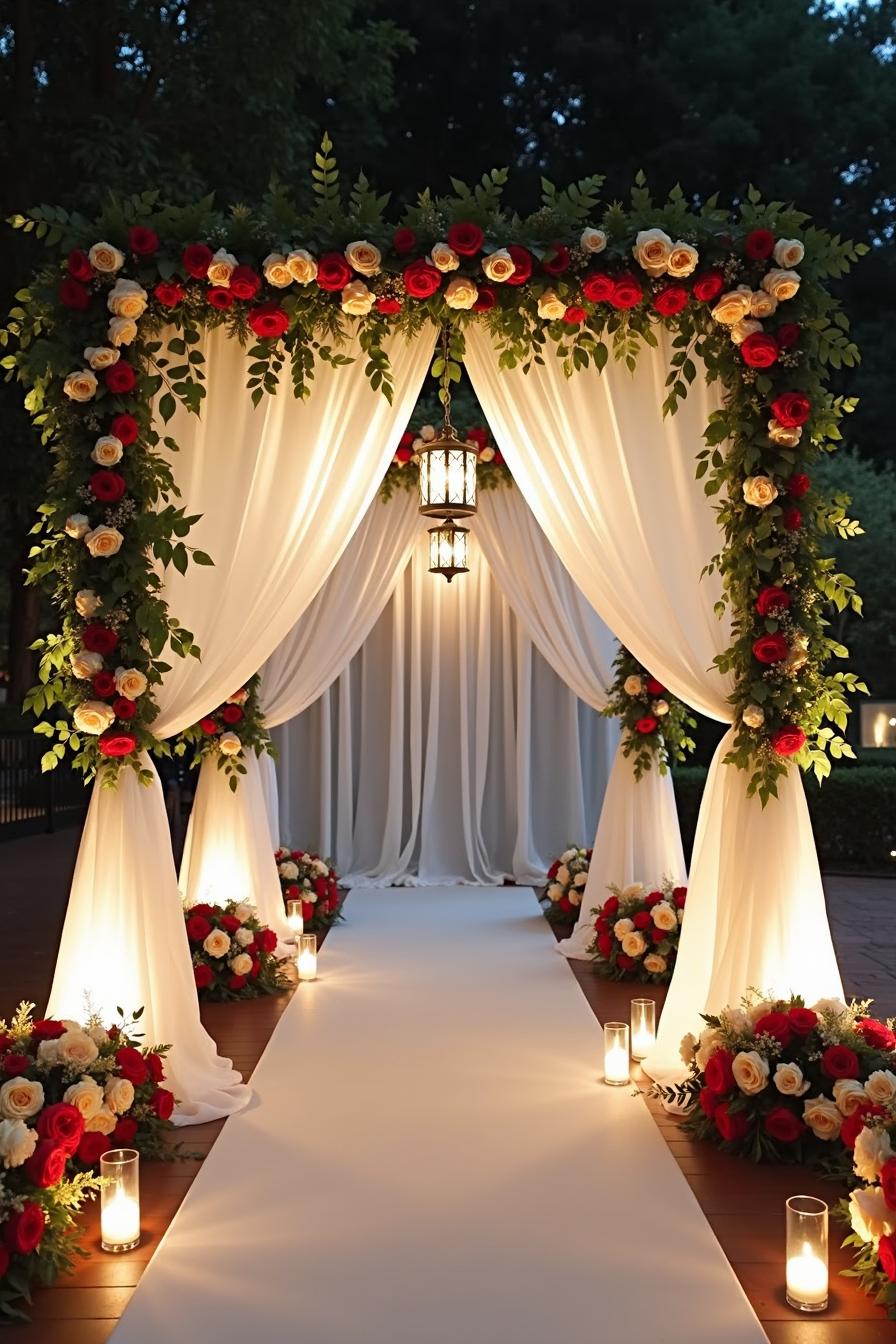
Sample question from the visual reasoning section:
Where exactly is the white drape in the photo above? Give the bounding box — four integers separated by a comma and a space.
50, 326, 435, 1121
273, 527, 614, 884
474, 488, 685, 957
464, 325, 842, 1079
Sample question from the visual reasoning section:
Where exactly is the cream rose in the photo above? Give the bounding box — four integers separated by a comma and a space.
768, 419, 802, 448
230, 952, 253, 977
63, 1076, 104, 1120
0, 1077, 45, 1121
866, 1070, 896, 1106
262, 253, 293, 287
560, 847, 577, 863
730, 317, 763, 346
568, 889, 581, 907
429, 242, 460, 273
233, 901, 255, 923
849, 1185, 895, 1244
64, 369, 98, 402
56, 1030, 99, 1068
103, 1077, 133, 1116
802, 1094, 842, 1140
88, 241, 124, 273
70, 649, 103, 679
220, 732, 242, 756
73, 700, 116, 735
623, 675, 644, 696
0, 1118, 38, 1169
75, 589, 101, 618
234, 927, 255, 948
546, 882, 563, 902
114, 667, 147, 700
621, 883, 644, 900
580, 227, 607, 253
854, 1124, 894, 1182
643, 953, 667, 975
811, 997, 848, 1018
742, 704, 765, 730
613, 917, 634, 939
537, 289, 566, 321
278, 862, 299, 880
667, 241, 699, 277
748, 998, 775, 1024
632, 227, 673, 276
340, 280, 375, 316
742, 475, 779, 508
556, 864, 570, 886
107, 278, 148, 318
91, 434, 124, 466
732, 1050, 770, 1096
773, 1062, 810, 1097
84, 346, 120, 370
651, 901, 677, 932
621, 930, 647, 958
761, 268, 801, 302
652, 699, 669, 716
695, 1026, 723, 1072
721, 1007, 753, 1036
108, 315, 138, 346
680, 1033, 698, 1065
84, 1106, 118, 1135
345, 240, 382, 276
286, 249, 318, 284
65, 513, 90, 540
711, 288, 752, 325
444, 276, 479, 310
481, 249, 516, 283
573, 871, 588, 888
749, 290, 777, 319
207, 248, 238, 286
203, 929, 231, 958
87, 1024, 109, 1047
773, 238, 805, 269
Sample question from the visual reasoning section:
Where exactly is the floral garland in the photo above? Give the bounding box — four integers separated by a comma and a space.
542, 846, 592, 923
588, 880, 686, 982
3, 142, 865, 799
185, 900, 289, 1000
175, 677, 272, 790
603, 648, 696, 778
839, 1107, 896, 1318
275, 846, 344, 933
654, 990, 896, 1171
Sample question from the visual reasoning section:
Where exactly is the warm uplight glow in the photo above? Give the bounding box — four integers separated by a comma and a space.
785, 1196, 828, 1312
603, 1022, 630, 1086
418, 432, 478, 518
101, 1149, 140, 1253
286, 899, 304, 942
297, 932, 318, 981
630, 998, 656, 1061
428, 523, 469, 582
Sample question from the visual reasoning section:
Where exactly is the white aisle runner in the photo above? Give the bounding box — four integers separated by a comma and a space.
112, 888, 767, 1344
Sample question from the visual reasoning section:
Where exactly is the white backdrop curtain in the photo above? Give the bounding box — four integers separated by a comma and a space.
464, 324, 842, 1080
474, 489, 686, 957
49, 325, 435, 1122
273, 526, 614, 884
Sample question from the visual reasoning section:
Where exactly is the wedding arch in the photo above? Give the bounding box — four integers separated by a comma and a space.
3, 139, 867, 1114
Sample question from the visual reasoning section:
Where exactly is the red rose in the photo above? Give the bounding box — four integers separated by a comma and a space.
714, 1102, 749, 1142
651, 927, 666, 944
563, 306, 586, 325
781, 506, 802, 532
228, 974, 247, 991
189, 903, 215, 917
505, 245, 533, 286
764, 1107, 805, 1143
616, 954, 635, 971
447, 222, 485, 256
59, 277, 91, 310
699, 1087, 719, 1117
376, 297, 402, 315
466, 427, 490, 453
36, 1103, 84, 1156
755, 586, 790, 616
150, 1087, 174, 1120
857, 1018, 896, 1051
257, 927, 277, 954
250, 957, 261, 978
98, 730, 137, 758
221, 704, 244, 725
109, 413, 139, 445
543, 243, 570, 274
115, 1046, 149, 1087
692, 270, 724, 303
602, 896, 619, 918
633, 911, 651, 930
82, 623, 118, 655
472, 285, 497, 312
68, 249, 94, 282
770, 392, 811, 427
128, 225, 159, 256
645, 678, 665, 696
645, 890, 664, 907
635, 716, 658, 735
186, 914, 212, 943
317, 252, 353, 291
741, 332, 779, 368
31, 1019, 65, 1043
880, 1159, 896, 1211
771, 726, 807, 757
113, 697, 136, 721
90, 469, 127, 503
777, 323, 800, 349
787, 1007, 818, 1037
112, 1116, 138, 1145
219, 915, 241, 934
76, 1132, 110, 1166
91, 673, 114, 702
744, 229, 775, 260
194, 963, 214, 990
301, 901, 315, 922
146, 1052, 165, 1083
104, 361, 137, 394
821, 1043, 860, 1080
403, 259, 442, 299
4, 1203, 45, 1256
24, 1140, 67, 1189
752, 632, 789, 664
753, 1012, 793, 1047
704, 1049, 735, 1097
841, 1103, 883, 1149
597, 932, 613, 958
229, 265, 261, 300
581, 273, 615, 303
199, 717, 218, 735
285, 884, 300, 899
673, 887, 687, 908
611, 273, 644, 309
182, 243, 214, 278
248, 303, 289, 340
653, 285, 689, 317
787, 473, 810, 499
557, 894, 573, 914
154, 280, 184, 309
207, 286, 234, 310
392, 228, 417, 255
879, 1233, 896, 1283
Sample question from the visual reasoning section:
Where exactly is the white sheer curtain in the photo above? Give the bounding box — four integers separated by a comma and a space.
273, 528, 613, 884
464, 324, 842, 1080
49, 325, 435, 1122
474, 489, 685, 958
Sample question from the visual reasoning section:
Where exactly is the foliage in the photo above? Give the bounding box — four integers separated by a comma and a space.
603, 647, 696, 778
275, 846, 344, 934
185, 900, 290, 1001
588, 879, 686, 983
175, 676, 272, 791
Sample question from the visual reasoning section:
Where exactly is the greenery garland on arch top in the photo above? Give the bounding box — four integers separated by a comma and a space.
2, 137, 867, 803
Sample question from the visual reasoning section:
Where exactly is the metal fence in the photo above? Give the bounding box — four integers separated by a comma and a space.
0, 732, 90, 840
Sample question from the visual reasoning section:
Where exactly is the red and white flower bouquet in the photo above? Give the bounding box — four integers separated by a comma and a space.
588, 880, 686, 982
275, 846, 344, 933
839, 1104, 896, 1318
542, 847, 592, 924
185, 900, 289, 1001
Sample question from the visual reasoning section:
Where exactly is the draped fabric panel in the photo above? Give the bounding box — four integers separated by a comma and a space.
464, 325, 842, 1079
49, 327, 435, 1122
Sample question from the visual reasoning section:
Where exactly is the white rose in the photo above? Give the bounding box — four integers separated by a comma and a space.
233, 902, 255, 923
680, 1033, 698, 1065
207, 248, 238, 286
262, 253, 293, 287
87, 1024, 109, 1046
481, 249, 516, 283
865, 1070, 896, 1106
429, 242, 460, 273
632, 227, 673, 276
768, 419, 802, 448
278, 861, 299, 880
63, 369, 98, 402
695, 1026, 723, 1072
652, 699, 669, 716
711, 288, 753, 325
235, 927, 254, 947
0, 1077, 45, 1121
230, 952, 253, 976
623, 675, 644, 696
537, 289, 566, 320
36, 1039, 59, 1066
720, 1007, 753, 1036
63, 1076, 104, 1120
742, 475, 779, 508
621, 931, 647, 958
643, 953, 667, 975
108, 315, 138, 346
732, 1050, 770, 1096
65, 513, 90, 539
444, 276, 479, 310
218, 732, 242, 756
749, 290, 777, 319
345, 240, 382, 276
203, 929, 231, 958
340, 280, 375, 316
773, 1062, 810, 1097
88, 241, 125, 273
854, 1125, 894, 1183
742, 704, 765, 729
667, 241, 699, 277
75, 588, 101, 617
419, 425, 437, 442
56, 1030, 99, 1068
573, 871, 588, 888
84, 1106, 118, 1135
801, 1094, 842, 1140
69, 649, 103, 679
114, 667, 147, 700
651, 902, 677, 932
556, 864, 570, 886
91, 435, 124, 466
730, 317, 763, 346
546, 882, 563, 902
580, 227, 606, 253
613, 918, 634, 939
748, 998, 775, 1024
84, 346, 120, 370
773, 238, 805, 269
849, 1185, 896, 1244
107, 278, 148, 318
104, 1076, 134, 1115
0, 1118, 38, 1169
73, 700, 116, 735
761, 268, 801, 302
621, 883, 644, 900
560, 847, 577, 863
811, 997, 849, 1018
286, 249, 318, 284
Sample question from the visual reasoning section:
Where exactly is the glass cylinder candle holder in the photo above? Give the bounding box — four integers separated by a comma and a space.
630, 998, 656, 1061
286, 898, 304, 943
297, 932, 318, 982
603, 1022, 630, 1086
786, 1196, 828, 1312
100, 1148, 140, 1253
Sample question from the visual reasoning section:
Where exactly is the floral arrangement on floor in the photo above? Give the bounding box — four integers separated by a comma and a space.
654, 990, 896, 1170
185, 900, 290, 1000
602, 647, 696, 778
588, 880, 686, 982
839, 1106, 896, 1319
174, 676, 273, 790
275, 847, 344, 933
382, 420, 510, 500
541, 846, 592, 923
0, 1002, 174, 1321
5, 138, 866, 800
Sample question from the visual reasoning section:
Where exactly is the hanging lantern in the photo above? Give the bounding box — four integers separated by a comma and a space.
428, 522, 469, 583
418, 325, 477, 520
